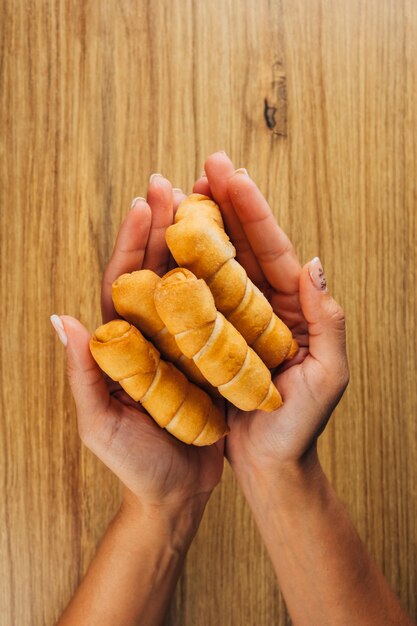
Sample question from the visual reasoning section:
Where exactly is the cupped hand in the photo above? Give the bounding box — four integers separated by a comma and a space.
193, 153, 349, 475
57, 175, 225, 514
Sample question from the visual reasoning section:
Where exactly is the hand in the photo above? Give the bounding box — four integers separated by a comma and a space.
54, 175, 224, 516
193, 153, 349, 477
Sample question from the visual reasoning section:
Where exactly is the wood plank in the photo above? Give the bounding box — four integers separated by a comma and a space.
0, 1, 416, 623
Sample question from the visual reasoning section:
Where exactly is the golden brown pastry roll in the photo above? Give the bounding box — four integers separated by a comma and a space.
166, 194, 298, 368
111, 270, 210, 388
89, 319, 228, 446
175, 193, 224, 228
154, 268, 282, 412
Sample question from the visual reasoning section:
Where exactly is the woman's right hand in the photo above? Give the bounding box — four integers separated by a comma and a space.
52, 175, 225, 518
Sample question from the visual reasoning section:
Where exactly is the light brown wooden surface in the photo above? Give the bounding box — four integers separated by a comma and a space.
1, 1, 416, 624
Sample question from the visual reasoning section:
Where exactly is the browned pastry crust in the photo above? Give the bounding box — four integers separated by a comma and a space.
89, 319, 228, 446
154, 269, 282, 412
112, 270, 210, 388
166, 194, 299, 368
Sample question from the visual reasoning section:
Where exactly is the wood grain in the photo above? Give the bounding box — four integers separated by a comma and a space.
1, 0, 416, 624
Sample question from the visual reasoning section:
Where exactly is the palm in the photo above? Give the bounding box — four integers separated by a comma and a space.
95, 389, 224, 503
224, 277, 319, 466
226, 363, 315, 468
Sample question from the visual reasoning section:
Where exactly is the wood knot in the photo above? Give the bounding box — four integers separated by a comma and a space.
263, 60, 287, 137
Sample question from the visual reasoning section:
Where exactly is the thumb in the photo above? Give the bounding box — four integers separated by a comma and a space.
299, 258, 348, 374
50, 315, 110, 436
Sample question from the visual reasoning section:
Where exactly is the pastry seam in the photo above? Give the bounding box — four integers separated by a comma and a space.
165, 393, 188, 429
139, 359, 163, 404
257, 381, 275, 410
253, 314, 292, 361
190, 406, 211, 444
251, 311, 275, 346
192, 313, 223, 362
227, 275, 251, 318
206, 257, 231, 287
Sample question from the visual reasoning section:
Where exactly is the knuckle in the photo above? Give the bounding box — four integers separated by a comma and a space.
65, 357, 78, 382
257, 242, 293, 265
326, 301, 346, 332
329, 362, 350, 395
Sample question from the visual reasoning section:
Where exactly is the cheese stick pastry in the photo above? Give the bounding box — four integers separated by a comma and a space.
166, 194, 298, 368
154, 268, 283, 412
89, 320, 228, 446
112, 270, 209, 389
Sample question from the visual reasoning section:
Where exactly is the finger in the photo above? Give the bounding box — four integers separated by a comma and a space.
299, 258, 348, 376
172, 187, 187, 217
101, 199, 152, 322
53, 315, 111, 443
192, 173, 211, 196
227, 170, 302, 295
169, 188, 188, 270
270, 288, 308, 338
143, 174, 174, 275
204, 152, 267, 287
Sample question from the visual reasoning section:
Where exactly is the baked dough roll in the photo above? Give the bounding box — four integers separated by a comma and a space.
175, 193, 225, 228
89, 319, 228, 446
154, 268, 282, 412
111, 270, 209, 389
166, 194, 298, 368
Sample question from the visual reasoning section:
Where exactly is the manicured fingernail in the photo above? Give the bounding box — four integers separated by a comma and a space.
130, 196, 146, 208
149, 173, 164, 183
173, 187, 183, 194
50, 314, 68, 346
234, 167, 249, 176
309, 257, 327, 291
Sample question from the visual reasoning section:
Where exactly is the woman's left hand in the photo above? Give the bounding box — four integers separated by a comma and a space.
193, 153, 349, 479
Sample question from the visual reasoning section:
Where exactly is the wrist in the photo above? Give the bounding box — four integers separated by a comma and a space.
118, 488, 209, 548
232, 445, 328, 513
61, 490, 208, 626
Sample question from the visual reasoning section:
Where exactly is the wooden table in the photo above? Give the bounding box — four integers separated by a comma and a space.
1, 1, 416, 623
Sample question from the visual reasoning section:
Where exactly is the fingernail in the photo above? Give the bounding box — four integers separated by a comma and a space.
50, 314, 68, 346
200, 170, 207, 178
173, 187, 183, 194
234, 167, 249, 176
149, 173, 164, 183
309, 257, 327, 292
217, 150, 227, 154
130, 196, 146, 208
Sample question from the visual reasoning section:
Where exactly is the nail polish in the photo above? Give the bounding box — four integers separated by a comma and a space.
130, 196, 146, 208
50, 314, 68, 346
149, 173, 164, 183
309, 257, 327, 291
234, 167, 249, 176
